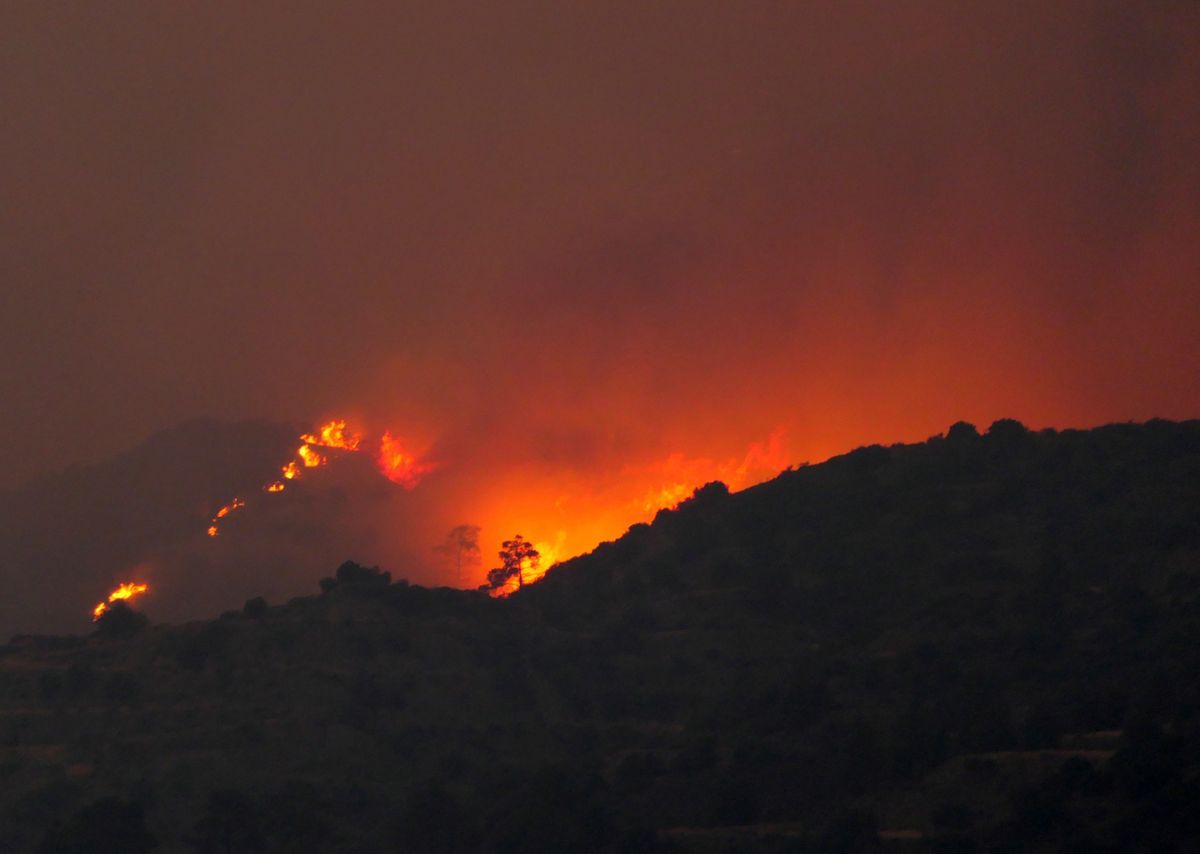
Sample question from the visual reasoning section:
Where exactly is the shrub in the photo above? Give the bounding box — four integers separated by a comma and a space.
93, 602, 149, 641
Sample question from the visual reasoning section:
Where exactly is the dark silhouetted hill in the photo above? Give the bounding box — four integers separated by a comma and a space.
2, 419, 1199, 852
0, 418, 297, 635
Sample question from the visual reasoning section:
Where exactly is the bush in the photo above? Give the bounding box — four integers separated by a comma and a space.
334, 561, 392, 592
93, 602, 149, 640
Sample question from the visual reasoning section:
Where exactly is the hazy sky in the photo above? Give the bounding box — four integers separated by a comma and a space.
3, 1, 1198, 491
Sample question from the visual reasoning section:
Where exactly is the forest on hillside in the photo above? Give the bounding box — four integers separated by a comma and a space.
2, 419, 1199, 853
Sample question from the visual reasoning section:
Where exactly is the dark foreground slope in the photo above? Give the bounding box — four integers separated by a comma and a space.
2, 419, 1199, 853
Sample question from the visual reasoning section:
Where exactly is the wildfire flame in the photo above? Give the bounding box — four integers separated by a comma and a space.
301, 419, 361, 451
377, 431, 438, 489
297, 444, 327, 468
635, 427, 788, 513
203, 419, 397, 538
477, 428, 789, 593
215, 498, 245, 519
92, 582, 149, 620
207, 496, 246, 536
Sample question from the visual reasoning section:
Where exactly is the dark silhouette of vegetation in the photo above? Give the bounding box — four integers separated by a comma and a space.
91, 601, 148, 640
435, 523, 482, 587
2, 419, 1198, 852
333, 559, 391, 591
486, 535, 539, 591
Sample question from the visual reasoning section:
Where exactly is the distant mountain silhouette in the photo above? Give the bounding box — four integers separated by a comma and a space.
0, 418, 297, 635
2, 418, 1199, 852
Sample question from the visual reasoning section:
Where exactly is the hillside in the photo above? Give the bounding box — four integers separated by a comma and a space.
2, 419, 1199, 853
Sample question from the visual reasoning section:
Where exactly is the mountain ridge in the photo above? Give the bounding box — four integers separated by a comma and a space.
3, 417, 1199, 852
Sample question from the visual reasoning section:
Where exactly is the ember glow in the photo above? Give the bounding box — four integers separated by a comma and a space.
92, 582, 149, 620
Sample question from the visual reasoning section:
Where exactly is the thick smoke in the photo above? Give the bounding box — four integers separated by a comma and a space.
1, 3, 1198, 627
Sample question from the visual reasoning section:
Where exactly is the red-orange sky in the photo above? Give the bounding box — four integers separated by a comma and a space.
2, 3, 1198, 598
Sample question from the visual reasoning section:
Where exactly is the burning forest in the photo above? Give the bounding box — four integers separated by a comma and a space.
75, 416, 791, 624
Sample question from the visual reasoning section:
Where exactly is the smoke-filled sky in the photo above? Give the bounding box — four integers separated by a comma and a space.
3, 2, 1199, 614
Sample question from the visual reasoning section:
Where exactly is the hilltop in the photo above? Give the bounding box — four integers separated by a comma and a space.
2, 419, 1199, 852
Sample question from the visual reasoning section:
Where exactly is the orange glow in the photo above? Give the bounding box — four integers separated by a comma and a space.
377, 432, 438, 489
301, 419, 362, 451
203, 418, 365, 538
297, 444, 327, 468
207, 496, 246, 537
92, 582, 149, 620
467, 429, 790, 591
521, 532, 565, 589
214, 497, 245, 519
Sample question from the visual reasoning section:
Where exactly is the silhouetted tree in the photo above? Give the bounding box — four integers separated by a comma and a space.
435, 524, 481, 587
93, 601, 149, 640
946, 421, 980, 443
487, 535, 539, 591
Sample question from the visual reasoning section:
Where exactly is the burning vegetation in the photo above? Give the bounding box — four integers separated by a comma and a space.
378, 431, 439, 488
92, 582, 149, 620
86, 417, 789, 619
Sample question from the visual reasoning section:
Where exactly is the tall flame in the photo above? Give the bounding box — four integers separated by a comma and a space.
377, 432, 438, 489
301, 419, 361, 451
92, 582, 149, 620
297, 444, 327, 468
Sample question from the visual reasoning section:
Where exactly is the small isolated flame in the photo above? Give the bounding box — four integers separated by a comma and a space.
207, 497, 246, 536
281, 460, 300, 480
92, 582, 149, 620
265, 482, 286, 493
215, 497, 245, 519
301, 419, 361, 451
377, 432, 438, 489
